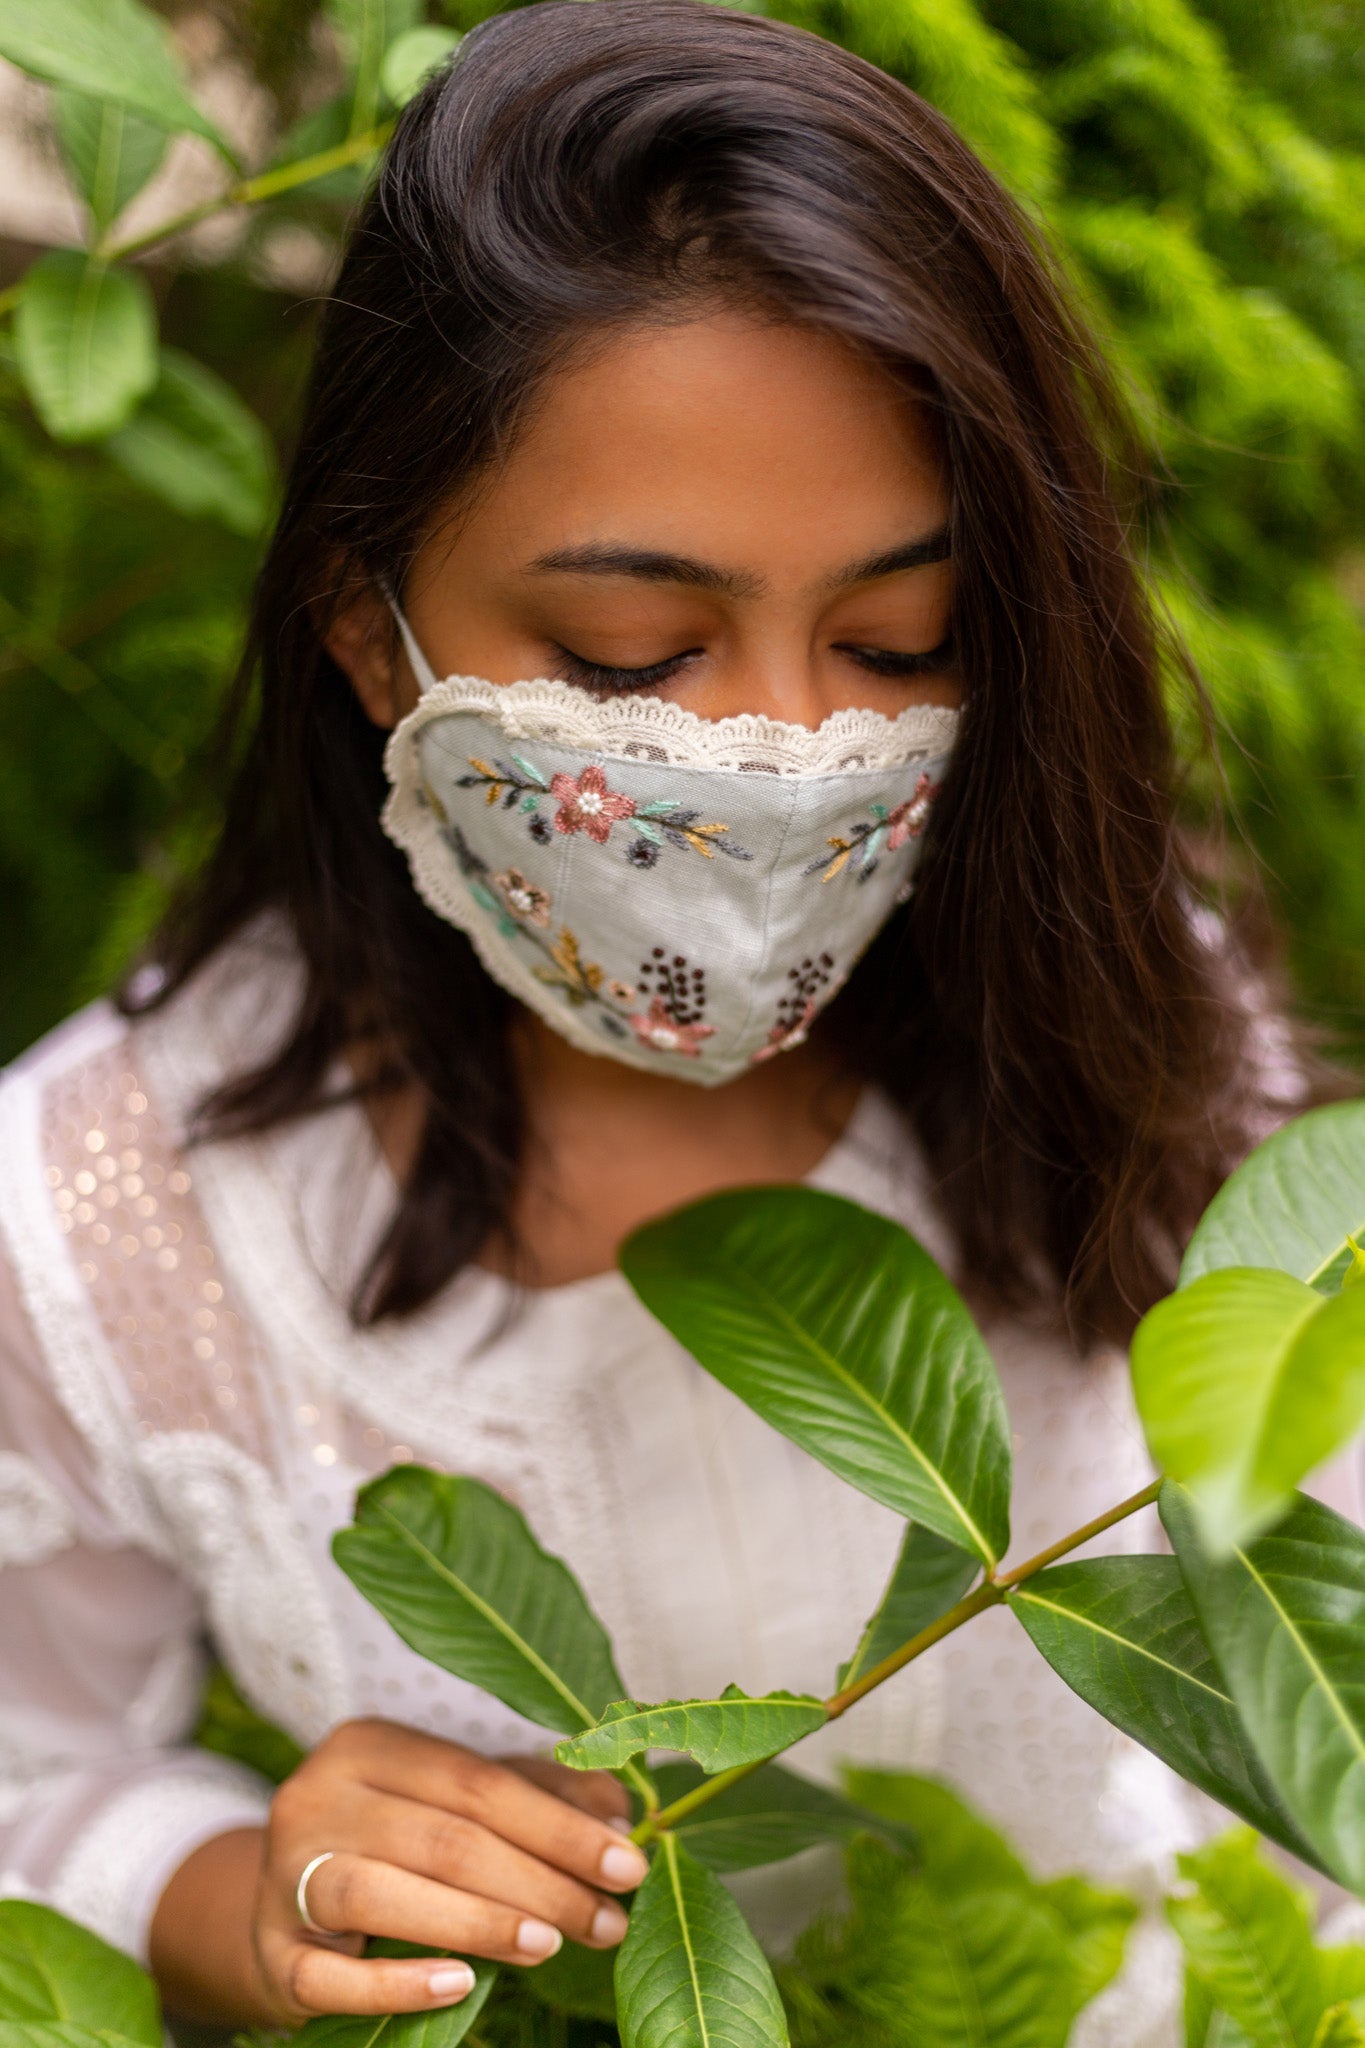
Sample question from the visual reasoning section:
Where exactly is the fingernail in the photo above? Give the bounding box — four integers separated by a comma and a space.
591, 1902, 629, 1946
428, 1963, 474, 2001
517, 1918, 563, 1959
600, 1842, 649, 1887
609, 1815, 633, 1833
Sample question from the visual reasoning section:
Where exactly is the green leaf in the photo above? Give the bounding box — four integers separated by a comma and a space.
0, 1903, 160, 2043
1132, 1267, 1365, 1550
655, 1760, 917, 1873
194, 1662, 304, 1785
53, 92, 165, 232
526, 1939, 618, 2020
332, 1466, 625, 1734
614, 1834, 789, 2048
556, 1686, 828, 1776
1037, 1876, 1139, 2020
867, 1873, 1075, 2048
1163, 1486, 1365, 1894
0, 2031, 152, 2048
13, 252, 157, 444
1166, 1830, 1322, 2048
0, 0, 231, 160
842, 1767, 1031, 1893
291, 1959, 497, 2045
620, 1186, 1011, 1566
1008, 1557, 1322, 1868
1180, 1103, 1365, 1295
1319, 1954, 1365, 2008
380, 25, 461, 106
837, 1519, 980, 1688
106, 348, 276, 537
326, 0, 422, 134
1313, 2009, 1365, 2048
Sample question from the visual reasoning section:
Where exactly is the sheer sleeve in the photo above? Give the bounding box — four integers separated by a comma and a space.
0, 1246, 271, 1962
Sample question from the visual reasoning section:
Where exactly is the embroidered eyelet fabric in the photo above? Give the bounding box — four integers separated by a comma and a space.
382, 680, 958, 1082
0, 921, 1315, 2041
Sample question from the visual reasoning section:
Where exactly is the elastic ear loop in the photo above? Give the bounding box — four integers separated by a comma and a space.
380, 580, 439, 697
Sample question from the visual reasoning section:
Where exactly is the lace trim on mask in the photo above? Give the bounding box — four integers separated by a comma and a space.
388, 675, 960, 778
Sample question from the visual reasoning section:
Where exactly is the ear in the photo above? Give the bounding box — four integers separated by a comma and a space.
323, 584, 417, 729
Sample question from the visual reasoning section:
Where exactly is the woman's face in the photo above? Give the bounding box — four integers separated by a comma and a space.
332, 312, 957, 729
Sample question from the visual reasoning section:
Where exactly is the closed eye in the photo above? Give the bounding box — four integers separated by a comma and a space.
548, 644, 703, 693
834, 635, 954, 678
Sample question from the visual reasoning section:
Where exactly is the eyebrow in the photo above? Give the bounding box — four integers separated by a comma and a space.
525, 524, 952, 599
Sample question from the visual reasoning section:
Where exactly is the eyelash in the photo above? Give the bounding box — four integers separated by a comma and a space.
550, 637, 955, 694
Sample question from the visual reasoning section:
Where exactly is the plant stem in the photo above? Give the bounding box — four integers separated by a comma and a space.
632, 1476, 1163, 1845
91, 124, 395, 266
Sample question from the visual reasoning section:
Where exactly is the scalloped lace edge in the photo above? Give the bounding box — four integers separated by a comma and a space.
386, 674, 960, 777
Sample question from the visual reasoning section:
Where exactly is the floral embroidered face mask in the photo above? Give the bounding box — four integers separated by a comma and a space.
381, 607, 960, 1085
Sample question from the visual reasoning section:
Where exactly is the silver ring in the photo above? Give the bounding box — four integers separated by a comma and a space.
295, 1851, 336, 1933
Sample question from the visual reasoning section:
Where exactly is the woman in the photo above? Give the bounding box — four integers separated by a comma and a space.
0, 2, 1303, 2036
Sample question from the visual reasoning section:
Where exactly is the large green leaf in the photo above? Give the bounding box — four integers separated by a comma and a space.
1038, 1876, 1139, 2022
332, 1467, 624, 1734
1008, 1557, 1322, 1868
1166, 1830, 1322, 2048
0, 0, 230, 158
1163, 1486, 1365, 1894
1132, 1267, 1365, 1550
621, 1187, 1011, 1566
0, 1903, 159, 2042
556, 1686, 828, 1776
837, 1519, 980, 1688
107, 348, 276, 537
0, 2031, 151, 2048
53, 91, 165, 232
614, 1835, 789, 2048
656, 1761, 917, 1873
291, 1966, 497, 2046
13, 253, 156, 444
1180, 1103, 1365, 1294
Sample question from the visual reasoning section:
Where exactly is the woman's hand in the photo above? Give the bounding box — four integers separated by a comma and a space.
151, 1718, 649, 2026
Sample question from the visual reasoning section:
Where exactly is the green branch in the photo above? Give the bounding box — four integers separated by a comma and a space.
632, 1477, 1162, 1845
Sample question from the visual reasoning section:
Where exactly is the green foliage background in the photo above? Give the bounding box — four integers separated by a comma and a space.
2, 0, 1364, 1063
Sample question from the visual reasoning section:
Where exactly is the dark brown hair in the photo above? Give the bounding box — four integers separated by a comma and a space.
127, 0, 1292, 1342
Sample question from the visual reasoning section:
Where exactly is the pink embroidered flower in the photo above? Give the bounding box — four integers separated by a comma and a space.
550, 764, 637, 844
492, 868, 551, 926
751, 1001, 817, 1063
886, 772, 940, 849
630, 996, 715, 1058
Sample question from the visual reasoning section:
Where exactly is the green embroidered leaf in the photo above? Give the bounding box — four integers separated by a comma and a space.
620, 1186, 1011, 1566
0, 0, 232, 158
556, 1685, 828, 1774
1180, 1101, 1365, 1295
0, 1904, 160, 2043
838, 1520, 980, 1688
511, 753, 547, 787
1162, 1486, 1365, 1894
53, 91, 165, 232
656, 1760, 916, 1872
333, 1467, 625, 1734
1008, 1557, 1322, 1869
614, 1835, 789, 2048
14, 252, 156, 443
1165, 1830, 1322, 2048
638, 799, 680, 816
631, 820, 665, 845
1132, 1267, 1365, 1551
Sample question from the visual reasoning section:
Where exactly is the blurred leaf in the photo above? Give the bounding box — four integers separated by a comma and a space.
556, 1686, 828, 1776
107, 347, 276, 537
326, 0, 422, 133
332, 1466, 626, 1734
1163, 1486, 1365, 1894
1313, 2009, 1365, 2048
1166, 1830, 1322, 2048
843, 1769, 1032, 1892
380, 24, 462, 105
655, 1759, 917, 1872
1180, 1104, 1365, 1296
14, 253, 156, 443
0, 0, 232, 160
525, 1938, 618, 2021
837, 1519, 979, 1689
53, 91, 165, 232
194, 1662, 304, 1785
1038, 1875, 1139, 2020
621, 1187, 1011, 1566
1132, 1268, 1365, 1550
0, 2030, 151, 2048
1009, 1557, 1322, 1869
0, 1902, 160, 2042
614, 1835, 789, 2048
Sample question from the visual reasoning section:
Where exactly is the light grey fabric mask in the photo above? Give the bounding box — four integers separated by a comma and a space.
381, 608, 959, 1085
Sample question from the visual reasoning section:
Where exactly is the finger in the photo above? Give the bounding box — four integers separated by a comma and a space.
363, 1793, 630, 1948
503, 1756, 632, 1827
304, 1850, 583, 1966
352, 1727, 649, 1893
286, 1942, 478, 2018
